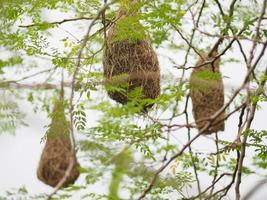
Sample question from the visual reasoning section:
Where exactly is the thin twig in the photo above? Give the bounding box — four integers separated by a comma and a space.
19, 17, 95, 28
187, 173, 231, 200
185, 95, 201, 196
242, 179, 267, 200
209, 132, 220, 195
5, 68, 55, 83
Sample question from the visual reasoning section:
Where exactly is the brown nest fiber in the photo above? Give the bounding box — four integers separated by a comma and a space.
189, 50, 225, 134
37, 100, 79, 187
103, 9, 160, 109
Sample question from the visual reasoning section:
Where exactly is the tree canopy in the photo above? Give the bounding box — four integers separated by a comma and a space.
0, 0, 267, 199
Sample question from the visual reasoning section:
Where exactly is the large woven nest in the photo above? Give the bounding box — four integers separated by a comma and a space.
103, 10, 160, 109
189, 50, 225, 134
37, 100, 79, 187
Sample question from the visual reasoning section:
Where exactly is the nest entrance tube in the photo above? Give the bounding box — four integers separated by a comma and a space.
37, 100, 80, 187
189, 50, 225, 134
103, 6, 160, 110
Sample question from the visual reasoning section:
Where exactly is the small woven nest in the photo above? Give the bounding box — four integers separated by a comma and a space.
189, 50, 225, 134
37, 101, 79, 187
103, 10, 160, 109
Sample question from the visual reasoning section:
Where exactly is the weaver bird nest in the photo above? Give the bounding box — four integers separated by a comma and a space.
37, 100, 80, 187
189, 50, 225, 134
103, 9, 160, 110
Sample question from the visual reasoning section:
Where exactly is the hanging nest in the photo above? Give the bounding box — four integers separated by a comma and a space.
103, 8, 160, 110
37, 100, 80, 187
189, 50, 225, 134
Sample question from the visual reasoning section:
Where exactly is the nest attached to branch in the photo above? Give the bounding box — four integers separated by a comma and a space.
103, 9, 160, 109
37, 100, 80, 187
189, 50, 225, 134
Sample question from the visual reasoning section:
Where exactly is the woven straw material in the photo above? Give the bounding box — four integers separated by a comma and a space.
37, 101, 79, 187
189, 51, 225, 134
103, 11, 160, 109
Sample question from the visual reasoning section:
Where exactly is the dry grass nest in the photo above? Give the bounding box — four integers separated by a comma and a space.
37, 101, 79, 187
103, 11, 160, 110
189, 50, 225, 134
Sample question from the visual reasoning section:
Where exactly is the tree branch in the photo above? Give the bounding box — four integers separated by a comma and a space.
19, 17, 95, 28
